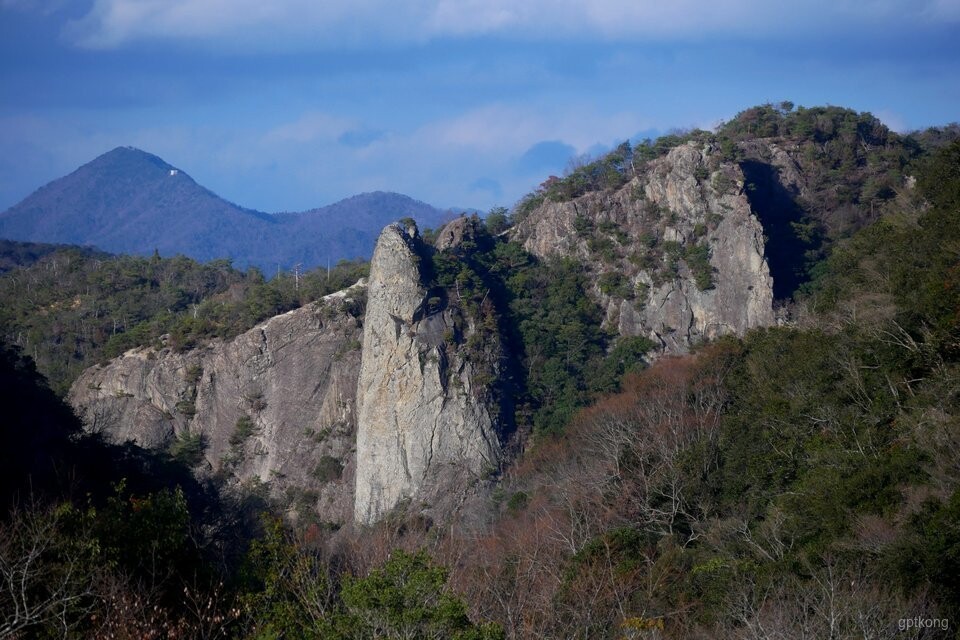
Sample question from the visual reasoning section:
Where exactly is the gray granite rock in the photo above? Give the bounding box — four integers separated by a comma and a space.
514, 141, 775, 352
68, 282, 366, 524
353, 224, 501, 525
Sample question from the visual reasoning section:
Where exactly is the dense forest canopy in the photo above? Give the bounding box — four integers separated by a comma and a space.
0, 249, 368, 395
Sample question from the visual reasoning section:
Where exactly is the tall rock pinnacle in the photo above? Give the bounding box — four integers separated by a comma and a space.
354, 223, 501, 525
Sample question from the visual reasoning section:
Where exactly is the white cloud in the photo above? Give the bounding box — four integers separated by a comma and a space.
145, 102, 655, 211
290, 102, 657, 208
922, 0, 960, 19
64, 0, 431, 49
262, 112, 354, 145
61, 0, 960, 50
411, 104, 650, 155
875, 109, 909, 133
1, 0, 71, 16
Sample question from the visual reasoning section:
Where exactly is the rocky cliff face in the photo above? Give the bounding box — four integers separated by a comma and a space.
68, 283, 366, 524
353, 223, 502, 525
69, 223, 505, 528
514, 141, 775, 352
67, 143, 777, 527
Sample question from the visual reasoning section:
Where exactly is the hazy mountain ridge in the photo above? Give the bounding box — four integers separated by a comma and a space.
0, 146, 453, 272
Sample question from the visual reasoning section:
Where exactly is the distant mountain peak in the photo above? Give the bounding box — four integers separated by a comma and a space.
93, 146, 180, 174
101, 145, 164, 161
0, 148, 452, 271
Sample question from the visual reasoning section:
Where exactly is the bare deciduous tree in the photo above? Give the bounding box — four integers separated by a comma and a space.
0, 503, 98, 639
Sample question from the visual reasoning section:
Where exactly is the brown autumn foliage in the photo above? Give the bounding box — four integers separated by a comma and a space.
443, 346, 735, 639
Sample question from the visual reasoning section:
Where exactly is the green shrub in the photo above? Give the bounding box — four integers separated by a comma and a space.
597, 272, 633, 299
230, 415, 257, 447
684, 242, 714, 290
573, 215, 594, 235
184, 364, 203, 384
312, 456, 344, 483
333, 550, 504, 639
175, 399, 196, 417
485, 207, 511, 234
507, 491, 529, 512
712, 171, 735, 194
169, 430, 206, 466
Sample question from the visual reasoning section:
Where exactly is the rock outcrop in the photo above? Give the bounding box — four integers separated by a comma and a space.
514, 141, 775, 352
69, 282, 366, 524
353, 223, 502, 525
68, 143, 778, 527
69, 219, 505, 528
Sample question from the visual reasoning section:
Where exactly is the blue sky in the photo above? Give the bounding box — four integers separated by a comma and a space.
1, 1, 958, 214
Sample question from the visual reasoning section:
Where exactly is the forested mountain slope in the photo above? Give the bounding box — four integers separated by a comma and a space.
0, 245, 367, 395
440, 137, 960, 638
1, 105, 959, 638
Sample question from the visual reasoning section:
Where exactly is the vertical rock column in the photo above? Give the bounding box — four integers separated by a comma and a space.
354, 224, 501, 525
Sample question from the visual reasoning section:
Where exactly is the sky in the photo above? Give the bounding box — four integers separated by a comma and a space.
1, 1, 958, 214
